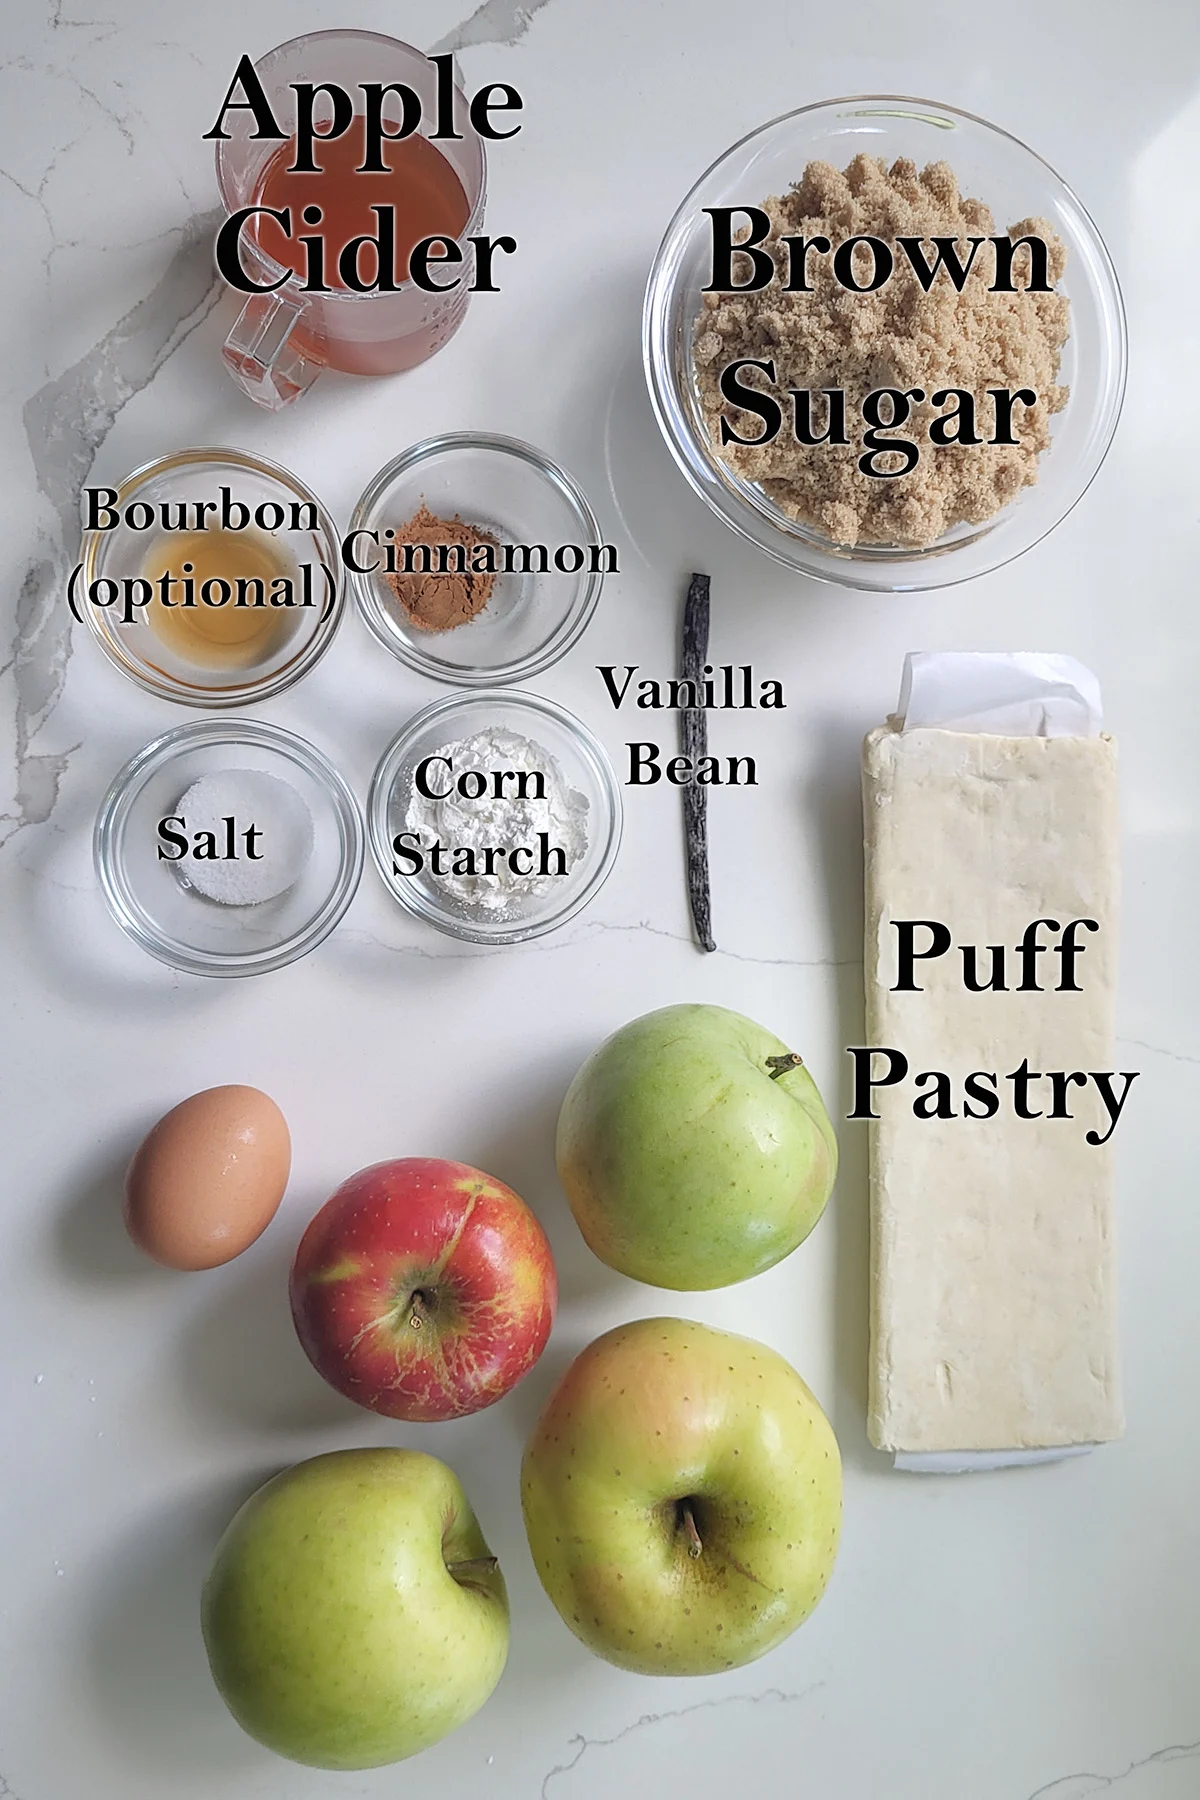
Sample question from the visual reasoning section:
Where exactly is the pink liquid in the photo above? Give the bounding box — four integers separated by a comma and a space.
249, 118, 473, 376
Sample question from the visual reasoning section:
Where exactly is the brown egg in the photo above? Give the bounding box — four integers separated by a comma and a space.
124, 1085, 291, 1270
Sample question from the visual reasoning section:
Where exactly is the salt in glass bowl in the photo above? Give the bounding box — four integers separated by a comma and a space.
643, 95, 1127, 592
80, 447, 344, 705
368, 689, 622, 945
348, 433, 607, 685
94, 719, 364, 976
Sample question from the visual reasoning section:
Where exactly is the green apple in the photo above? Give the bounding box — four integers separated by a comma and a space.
556, 1004, 837, 1289
201, 1448, 509, 1769
521, 1317, 841, 1676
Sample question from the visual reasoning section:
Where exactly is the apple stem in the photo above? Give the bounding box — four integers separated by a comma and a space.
680, 1502, 703, 1559
765, 1052, 804, 1081
407, 1289, 433, 1330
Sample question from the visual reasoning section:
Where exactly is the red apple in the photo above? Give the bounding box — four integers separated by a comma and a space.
290, 1157, 557, 1422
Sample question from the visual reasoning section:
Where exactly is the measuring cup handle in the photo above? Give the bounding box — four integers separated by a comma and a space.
221, 292, 325, 411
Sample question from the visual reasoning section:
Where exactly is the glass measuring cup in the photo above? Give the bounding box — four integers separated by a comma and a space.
214, 30, 487, 410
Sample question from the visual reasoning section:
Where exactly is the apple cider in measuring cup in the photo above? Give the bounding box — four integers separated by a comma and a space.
251, 117, 471, 375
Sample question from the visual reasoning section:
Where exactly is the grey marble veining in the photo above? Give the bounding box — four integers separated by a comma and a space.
433, 0, 560, 54
1024, 1739, 1200, 1798
6, 213, 220, 848
539, 1688, 819, 1797
534, 1718, 1200, 1800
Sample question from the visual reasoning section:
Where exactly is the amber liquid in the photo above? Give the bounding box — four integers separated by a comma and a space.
252, 117, 470, 294
142, 530, 295, 671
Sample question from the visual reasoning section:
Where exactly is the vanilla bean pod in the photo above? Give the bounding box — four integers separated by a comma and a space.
680, 572, 715, 952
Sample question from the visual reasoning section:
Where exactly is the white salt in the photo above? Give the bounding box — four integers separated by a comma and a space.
172, 769, 313, 906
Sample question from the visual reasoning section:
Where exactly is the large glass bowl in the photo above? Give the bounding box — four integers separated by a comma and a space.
643, 96, 1127, 592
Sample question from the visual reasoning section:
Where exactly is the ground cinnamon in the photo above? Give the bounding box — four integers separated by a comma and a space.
385, 502, 498, 632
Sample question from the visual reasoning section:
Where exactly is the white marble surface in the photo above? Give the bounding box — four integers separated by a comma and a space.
2, 1, 1199, 1795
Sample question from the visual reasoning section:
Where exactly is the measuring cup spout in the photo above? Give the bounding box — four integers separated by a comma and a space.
221, 292, 325, 411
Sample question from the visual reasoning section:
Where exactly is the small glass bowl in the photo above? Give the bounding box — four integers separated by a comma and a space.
94, 720, 364, 977
80, 447, 344, 704
368, 690, 622, 945
643, 96, 1127, 592
348, 433, 606, 685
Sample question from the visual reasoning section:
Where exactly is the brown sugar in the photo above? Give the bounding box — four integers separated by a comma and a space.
693, 155, 1071, 548
385, 503, 498, 631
